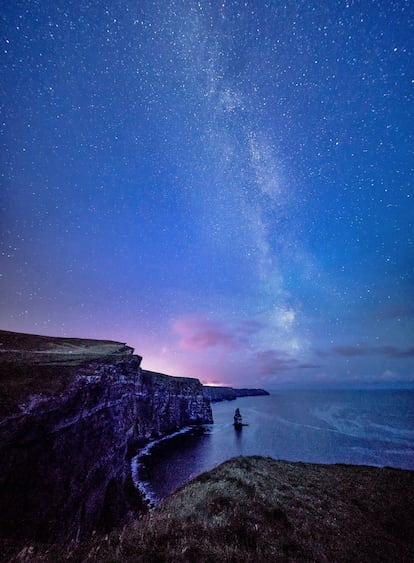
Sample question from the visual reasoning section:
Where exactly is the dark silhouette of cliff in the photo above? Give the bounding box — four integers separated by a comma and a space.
203, 385, 269, 402
0, 330, 212, 544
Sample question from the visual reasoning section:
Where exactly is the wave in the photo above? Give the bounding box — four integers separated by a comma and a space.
274, 414, 343, 435
311, 404, 414, 445
131, 426, 197, 507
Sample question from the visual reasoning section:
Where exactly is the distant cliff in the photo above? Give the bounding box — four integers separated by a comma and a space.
203, 385, 269, 402
0, 330, 212, 544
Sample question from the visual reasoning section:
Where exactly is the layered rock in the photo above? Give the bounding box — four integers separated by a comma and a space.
203, 385, 269, 402
0, 331, 212, 543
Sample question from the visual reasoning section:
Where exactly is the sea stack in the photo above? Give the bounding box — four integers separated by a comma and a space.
234, 407, 243, 429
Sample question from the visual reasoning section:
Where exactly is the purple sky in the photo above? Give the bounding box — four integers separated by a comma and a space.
1, 0, 413, 388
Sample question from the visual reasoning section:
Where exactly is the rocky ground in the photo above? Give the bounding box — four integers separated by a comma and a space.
4, 456, 413, 562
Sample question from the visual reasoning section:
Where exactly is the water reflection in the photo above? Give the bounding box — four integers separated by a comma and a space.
234, 424, 244, 455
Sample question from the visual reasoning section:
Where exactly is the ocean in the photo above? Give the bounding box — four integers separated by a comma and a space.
131, 389, 414, 505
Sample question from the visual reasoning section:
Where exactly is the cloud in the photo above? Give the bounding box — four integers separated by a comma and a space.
375, 305, 414, 320
379, 370, 399, 382
237, 320, 264, 336
172, 309, 313, 386
255, 349, 296, 375
173, 317, 242, 351
396, 347, 414, 358
331, 344, 414, 358
254, 348, 321, 376
332, 345, 370, 357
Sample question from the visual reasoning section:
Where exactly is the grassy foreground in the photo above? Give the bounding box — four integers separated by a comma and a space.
7, 455, 414, 562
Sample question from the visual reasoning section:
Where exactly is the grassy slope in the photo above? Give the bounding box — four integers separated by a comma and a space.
0, 330, 134, 416
22, 455, 414, 563
0, 329, 133, 360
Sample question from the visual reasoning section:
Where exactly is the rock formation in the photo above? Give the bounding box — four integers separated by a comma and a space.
0, 330, 212, 544
203, 385, 269, 402
233, 407, 243, 429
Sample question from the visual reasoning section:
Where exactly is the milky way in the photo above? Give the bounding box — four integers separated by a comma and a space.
1, 1, 413, 387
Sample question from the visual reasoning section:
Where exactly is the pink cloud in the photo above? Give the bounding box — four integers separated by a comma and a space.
255, 349, 296, 374
173, 316, 241, 351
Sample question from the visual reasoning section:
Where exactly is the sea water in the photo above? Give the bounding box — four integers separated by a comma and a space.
131, 389, 414, 505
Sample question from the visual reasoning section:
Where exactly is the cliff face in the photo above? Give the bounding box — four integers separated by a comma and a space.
138, 370, 213, 436
0, 332, 212, 544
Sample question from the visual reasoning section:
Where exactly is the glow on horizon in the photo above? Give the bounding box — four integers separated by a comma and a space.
139, 356, 183, 377
138, 346, 234, 386
140, 356, 227, 386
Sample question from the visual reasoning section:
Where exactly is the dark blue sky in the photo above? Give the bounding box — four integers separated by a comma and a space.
1, 0, 413, 387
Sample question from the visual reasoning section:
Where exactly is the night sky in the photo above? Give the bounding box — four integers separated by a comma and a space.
1, 1, 413, 388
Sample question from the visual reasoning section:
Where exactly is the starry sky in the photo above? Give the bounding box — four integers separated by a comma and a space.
1, 0, 413, 388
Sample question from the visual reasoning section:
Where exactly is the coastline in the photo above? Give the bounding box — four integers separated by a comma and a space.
130, 425, 207, 507
134, 390, 414, 506
1, 330, 413, 560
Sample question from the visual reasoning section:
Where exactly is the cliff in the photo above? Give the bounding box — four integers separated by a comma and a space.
203, 385, 269, 402
0, 330, 212, 544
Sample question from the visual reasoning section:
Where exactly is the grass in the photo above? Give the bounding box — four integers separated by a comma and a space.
0, 330, 134, 416
9, 455, 414, 562
0, 330, 133, 364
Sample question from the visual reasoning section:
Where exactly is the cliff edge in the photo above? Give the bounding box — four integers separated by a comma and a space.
0, 330, 212, 544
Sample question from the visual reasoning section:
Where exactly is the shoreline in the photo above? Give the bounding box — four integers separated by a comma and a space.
130, 425, 211, 507
129, 391, 414, 507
